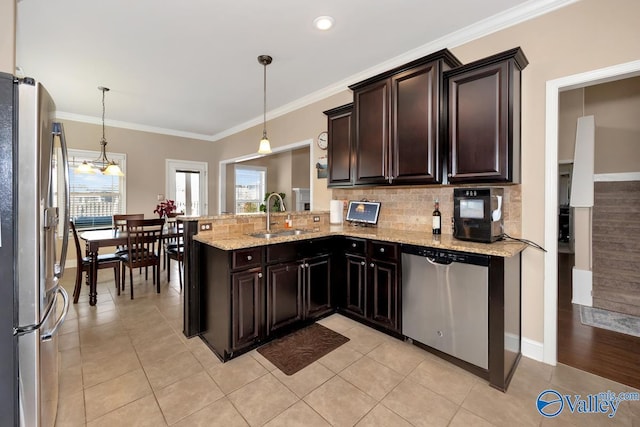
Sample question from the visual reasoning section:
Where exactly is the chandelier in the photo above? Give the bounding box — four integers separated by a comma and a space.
76, 86, 124, 176
257, 55, 273, 154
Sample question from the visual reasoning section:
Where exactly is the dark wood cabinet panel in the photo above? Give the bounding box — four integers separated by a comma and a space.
231, 268, 262, 351
391, 62, 440, 184
353, 80, 390, 184
266, 262, 303, 334
345, 254, 367, 317
368, 260, 399, 331
445, 47, 528, 183
348, 49, 461, 186
325, 104, 353, 187
305, 255, 332, 320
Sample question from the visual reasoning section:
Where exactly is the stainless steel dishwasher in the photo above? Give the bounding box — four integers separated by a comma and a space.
402, 244, 489, 369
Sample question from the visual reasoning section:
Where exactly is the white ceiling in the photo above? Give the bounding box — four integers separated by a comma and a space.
16, 0, 572, 142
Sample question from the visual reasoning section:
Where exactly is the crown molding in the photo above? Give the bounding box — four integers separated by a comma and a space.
54, 111, 216, 142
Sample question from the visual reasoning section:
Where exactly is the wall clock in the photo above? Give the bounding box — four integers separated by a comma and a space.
317, 131, 328, 150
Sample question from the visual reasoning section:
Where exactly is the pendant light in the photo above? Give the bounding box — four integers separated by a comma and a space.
257, 55, 273, 154
76, 86, 124, 176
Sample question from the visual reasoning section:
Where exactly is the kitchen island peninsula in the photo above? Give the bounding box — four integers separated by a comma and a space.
178, 213, 525, 391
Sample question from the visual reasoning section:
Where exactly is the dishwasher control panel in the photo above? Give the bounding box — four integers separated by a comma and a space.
401, 244, 489, 267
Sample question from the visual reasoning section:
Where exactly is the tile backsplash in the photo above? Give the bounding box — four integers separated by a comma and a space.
332, 185, 521, 236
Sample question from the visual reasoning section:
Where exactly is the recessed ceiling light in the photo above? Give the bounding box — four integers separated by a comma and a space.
313, 16, 334, 31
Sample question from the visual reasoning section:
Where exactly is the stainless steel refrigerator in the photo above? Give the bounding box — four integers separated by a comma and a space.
0, 72, 70, 427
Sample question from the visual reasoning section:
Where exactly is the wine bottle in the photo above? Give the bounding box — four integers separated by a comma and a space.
432, 199, 441, 235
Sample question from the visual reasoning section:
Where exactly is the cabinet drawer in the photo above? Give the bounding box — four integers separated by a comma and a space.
266, 242, 299, 264
344, 238, 366, 256
232, 247, 262, 270
370, 241, 398, 261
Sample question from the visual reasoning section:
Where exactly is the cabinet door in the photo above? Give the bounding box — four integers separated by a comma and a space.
305, 254, 331, 320
345, 254, 367, 317
231, 268, 262, 351
326, 105, 353, 187
447, 62, 510, 182
368, 260, 400, 332
391, 62, 441, 184
354, 80, 390, 185
266, 261, 303, 335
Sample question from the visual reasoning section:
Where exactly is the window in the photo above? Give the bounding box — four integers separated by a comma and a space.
235, 165, 266, 214
68, 149, 126, 229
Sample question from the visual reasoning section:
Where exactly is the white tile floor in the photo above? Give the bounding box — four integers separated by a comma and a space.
55, 265, 640, 426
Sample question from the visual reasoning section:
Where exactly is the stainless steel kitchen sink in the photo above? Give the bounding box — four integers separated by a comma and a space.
248, 229, 311, 239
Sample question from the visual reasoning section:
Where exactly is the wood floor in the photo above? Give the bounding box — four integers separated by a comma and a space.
557, 252, 640, 389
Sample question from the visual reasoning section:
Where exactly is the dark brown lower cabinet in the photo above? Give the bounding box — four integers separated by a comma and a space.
368, 259, 399, 331
198, 243, 265, 361
341, 239, 401, 334
266, 261, 303, 335
345, 254, 366, 317
304, 254, 332, 320
231, 268, 263, 351
266, 253, 332, 335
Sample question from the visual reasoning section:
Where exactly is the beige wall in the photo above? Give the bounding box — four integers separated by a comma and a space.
560, 77, 640, 173
0, 0, 15, 74
291, 147, 310, 188
59, 119, 216, 217
0, 2, 17, 268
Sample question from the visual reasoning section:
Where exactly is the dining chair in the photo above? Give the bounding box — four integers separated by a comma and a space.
120, 218, 165, 299
113, 213, 145, 283
163, 212, 184, 270
166, 222, 184, 289
70, 220, 121, 303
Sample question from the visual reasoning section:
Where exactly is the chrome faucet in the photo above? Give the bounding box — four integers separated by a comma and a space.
266, 193, 285, 232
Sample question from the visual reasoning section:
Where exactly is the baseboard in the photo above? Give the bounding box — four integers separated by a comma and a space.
521, 337, 544, 362
572, 267, 593, 306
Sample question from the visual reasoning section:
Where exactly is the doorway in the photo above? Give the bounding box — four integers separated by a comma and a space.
166, 159, 208, 216
544, 60, 640, 387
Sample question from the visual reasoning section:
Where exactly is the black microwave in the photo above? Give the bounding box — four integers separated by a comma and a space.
453, 188, 504, 243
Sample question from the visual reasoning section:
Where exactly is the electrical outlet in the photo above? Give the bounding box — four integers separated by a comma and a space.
313, 216, 320, 222
199, 222, 212, 231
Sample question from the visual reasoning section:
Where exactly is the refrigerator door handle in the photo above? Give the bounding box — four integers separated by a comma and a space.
41, 286, 69, 342
52, 122, 70, 278
13, 292, 56, 337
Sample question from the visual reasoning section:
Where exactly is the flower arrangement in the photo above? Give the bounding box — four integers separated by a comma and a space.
154, 199, 176, 218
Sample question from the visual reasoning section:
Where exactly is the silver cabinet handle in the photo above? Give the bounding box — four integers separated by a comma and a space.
352, 242, 356, 248
370, 263, 375, 268
258, 272, 263, 278
379, 247, 385, 253
247, 255, 252, 261
305, 263, 309, 268
360, 261, 365, 266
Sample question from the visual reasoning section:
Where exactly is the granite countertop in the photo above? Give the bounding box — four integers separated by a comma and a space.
193, 225, 526, 258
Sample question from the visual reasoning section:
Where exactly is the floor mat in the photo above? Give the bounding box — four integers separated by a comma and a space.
257, 323, 349, 375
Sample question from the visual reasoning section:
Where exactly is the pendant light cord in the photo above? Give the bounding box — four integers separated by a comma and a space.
263, 61, 267, 138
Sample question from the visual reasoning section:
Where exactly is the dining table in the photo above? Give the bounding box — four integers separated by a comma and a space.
80, 223, 182, 306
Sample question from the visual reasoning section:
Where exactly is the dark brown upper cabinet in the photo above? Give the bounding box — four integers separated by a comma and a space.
445, 47, 528, 183
348, 49, 461, 186
324, 103, 353, 187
